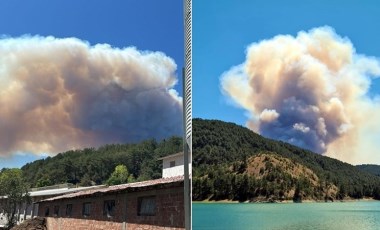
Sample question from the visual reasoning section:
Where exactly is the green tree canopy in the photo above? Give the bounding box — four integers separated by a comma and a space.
106, 165, 130, 185
0, 168, 30, 229
21, 136, 182, 187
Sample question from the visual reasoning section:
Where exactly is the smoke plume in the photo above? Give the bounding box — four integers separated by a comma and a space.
0, 35, 182, 157
221, 26, 380, 164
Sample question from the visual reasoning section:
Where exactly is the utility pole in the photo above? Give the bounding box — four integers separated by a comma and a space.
183, 0, 192, 229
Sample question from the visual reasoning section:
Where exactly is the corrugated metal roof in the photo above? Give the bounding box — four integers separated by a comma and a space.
157, 152, 184, 160
0, 185, 105, 199
29, 185, 105, 197
40, 175, 184, 202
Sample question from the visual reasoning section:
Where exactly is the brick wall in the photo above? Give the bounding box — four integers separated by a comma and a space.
38, 186, 184, 230
126, 187, 184, 229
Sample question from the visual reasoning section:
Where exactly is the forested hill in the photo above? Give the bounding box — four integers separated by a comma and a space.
193, 118, 380, 202
20, 136, 182, 188
356, 164, 380, 177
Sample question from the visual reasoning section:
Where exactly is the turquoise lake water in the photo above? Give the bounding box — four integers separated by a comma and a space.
193, 201, 380, 230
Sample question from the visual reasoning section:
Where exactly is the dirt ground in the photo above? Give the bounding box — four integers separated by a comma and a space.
10, 217, 47, 230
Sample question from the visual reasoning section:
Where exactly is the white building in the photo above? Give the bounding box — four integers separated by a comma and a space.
159, 152, 191, 178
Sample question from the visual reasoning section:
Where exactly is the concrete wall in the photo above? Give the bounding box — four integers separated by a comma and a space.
0, 212, 6, 228
162, 155, 191, 178
38, 186, 184, 230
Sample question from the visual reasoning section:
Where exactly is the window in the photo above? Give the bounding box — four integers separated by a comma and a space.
82, 202, 91, 217
45, 207, 49, 217
66, 204, 73, 216
103, 200, 116, 218
53, 205, 59, 217
169, 160, 176, 167
138, 196, 156, 216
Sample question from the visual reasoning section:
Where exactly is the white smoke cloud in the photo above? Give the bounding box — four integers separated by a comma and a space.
221, 26, 380, 165
0, 35, 182, 157
293, 123, 310, 133
259, 109, 279, 123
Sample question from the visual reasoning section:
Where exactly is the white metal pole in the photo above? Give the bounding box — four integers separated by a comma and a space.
183, 0, 192, 229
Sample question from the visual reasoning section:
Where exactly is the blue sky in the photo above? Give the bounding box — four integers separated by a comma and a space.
193, 0, 380, 125
0, 0, 184, 169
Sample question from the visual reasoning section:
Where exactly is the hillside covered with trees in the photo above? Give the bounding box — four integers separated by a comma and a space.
356, 164, 380, 177
192, 118, 380, 202
19, 136, 182, 187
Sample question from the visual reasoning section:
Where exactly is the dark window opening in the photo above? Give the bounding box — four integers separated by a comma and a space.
138, 196, 156, 216
66, 204, 73, 216
44, 207, 49, 217
103, 200, 116, 218
169, 161, 176, 167
82, 202, 91, 217
53, 205, 59, 217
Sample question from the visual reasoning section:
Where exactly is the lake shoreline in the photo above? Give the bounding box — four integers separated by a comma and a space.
193, 197, 379, 204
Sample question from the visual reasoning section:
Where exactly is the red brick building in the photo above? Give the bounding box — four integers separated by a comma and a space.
37, 176, 184, 230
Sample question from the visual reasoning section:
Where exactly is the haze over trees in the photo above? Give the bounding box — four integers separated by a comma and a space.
356, 165, 380, 177
192, 119, 380, 202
